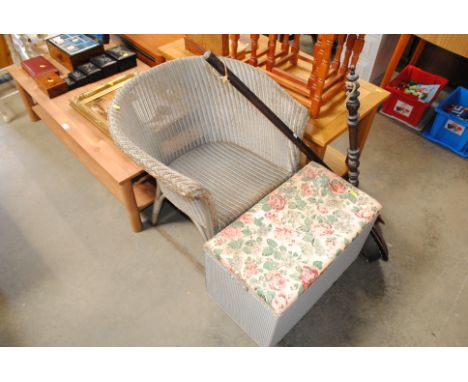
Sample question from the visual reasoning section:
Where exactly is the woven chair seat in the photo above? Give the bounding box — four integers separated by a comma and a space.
170, 142, 291, 229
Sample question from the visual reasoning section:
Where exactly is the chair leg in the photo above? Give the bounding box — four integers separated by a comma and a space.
193, 221, 214, 242
193, 222, 209, 241
151, 185, 166, 226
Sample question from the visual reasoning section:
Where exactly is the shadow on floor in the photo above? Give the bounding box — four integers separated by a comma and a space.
0, 205, 52, 346
280, 259, 386, 346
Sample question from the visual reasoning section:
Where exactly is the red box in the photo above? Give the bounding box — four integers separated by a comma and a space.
381, 65, 448, 127
21, 56, 59, 78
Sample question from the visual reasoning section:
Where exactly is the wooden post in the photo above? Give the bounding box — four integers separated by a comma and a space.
281, 34, 290, 55
120, 180, 143, 232
15, 81, 40, 122
380, 34, 411, 87
249, 34, 260, 66
339, 34, 356, 76
266, 34, 277, 71
309, 34, 334, 118
409, 37, 426, 66
0, 34, 13, 68
346, 65, 360, 187
308, 34, 323, 90
290, 34, 300, 65
330, 34, 346, 73
351, 34, 366, 67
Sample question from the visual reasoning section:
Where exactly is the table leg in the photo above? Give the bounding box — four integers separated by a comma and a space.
380, 34, 411, 88
307, 140, 327, 159
409, 38, 426, 66
358, 107, 379, 152
15, 80, 40, 122
120, 179, 143, 232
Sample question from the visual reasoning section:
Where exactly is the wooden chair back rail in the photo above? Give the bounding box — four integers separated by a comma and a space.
323, 73, 345, 92
273, 52, 296, 68
290, 35, 300, 65
321, 81, 346, 104
268, 70, 311, 97
254, 48, 269, 59
271, 67, 309, 88
298, 54, 314, 65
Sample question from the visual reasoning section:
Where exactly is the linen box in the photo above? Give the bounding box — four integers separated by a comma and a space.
204, 161, 382, 346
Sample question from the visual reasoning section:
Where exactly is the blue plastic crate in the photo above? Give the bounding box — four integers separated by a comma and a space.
423, 86, 468, 158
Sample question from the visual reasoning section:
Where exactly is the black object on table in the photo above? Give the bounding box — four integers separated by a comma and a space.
90, 54, 119, 77
64, 76, 78, 91
106, 46, 137, 72
77, 62, 103, 83
68, 70, 88, 87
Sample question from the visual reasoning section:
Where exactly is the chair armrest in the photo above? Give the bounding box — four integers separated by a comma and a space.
115, 136, 209, 199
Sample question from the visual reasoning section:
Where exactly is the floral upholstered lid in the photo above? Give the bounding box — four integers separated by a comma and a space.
204, 162, 382, 315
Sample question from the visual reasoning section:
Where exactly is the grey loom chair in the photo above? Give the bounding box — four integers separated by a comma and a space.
108, 56, 310, 240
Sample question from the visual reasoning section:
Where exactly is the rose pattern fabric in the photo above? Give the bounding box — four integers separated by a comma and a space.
204, 162, 382, 315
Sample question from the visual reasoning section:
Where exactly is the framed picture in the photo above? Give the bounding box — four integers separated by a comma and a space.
70, 72, 136, 137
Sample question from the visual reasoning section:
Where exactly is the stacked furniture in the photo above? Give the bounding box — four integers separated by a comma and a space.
232, 34, 365, 118
158, 35, 389, 177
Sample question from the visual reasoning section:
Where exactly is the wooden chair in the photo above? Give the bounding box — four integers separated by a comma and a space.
244, 34, 365, 118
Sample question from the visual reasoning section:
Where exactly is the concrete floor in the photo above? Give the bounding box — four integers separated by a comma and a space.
0, 93, 467, 346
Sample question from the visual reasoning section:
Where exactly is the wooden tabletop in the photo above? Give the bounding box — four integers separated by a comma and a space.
415, 34, 468, 59
286, 59, 389, 147
9, 57, 151, 185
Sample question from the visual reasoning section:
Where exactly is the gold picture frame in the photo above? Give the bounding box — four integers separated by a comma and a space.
70, 72, 136, 137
